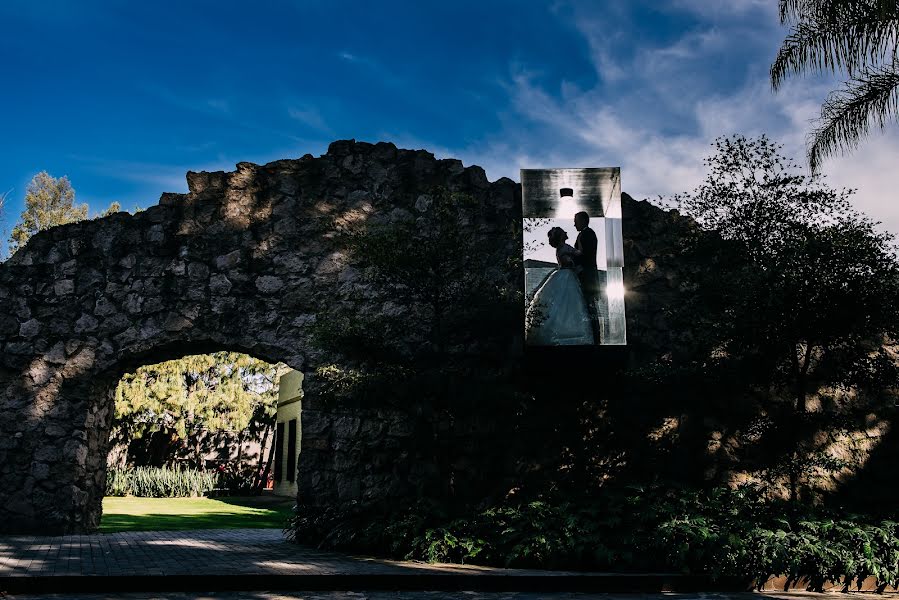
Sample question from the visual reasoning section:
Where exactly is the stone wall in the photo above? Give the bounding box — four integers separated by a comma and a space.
0, 139, 709, 533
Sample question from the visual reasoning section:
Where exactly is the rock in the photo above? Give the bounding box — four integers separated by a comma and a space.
45, 342, 66, 365
32, 462, 50, 480
28, 360, 53, 386
215, 250, 242, 270
54, 280, 75, 296
255, 275, 284, 294
163, 313, 193, 332
94, 297, 117, 317
34, 446, 60, 463
74, 314, 99, 334
414, 194, 432, 212
45, 424, 67, 437
187, 262, 210, 280
19, 319, 41, 339
209, 274, 232, 296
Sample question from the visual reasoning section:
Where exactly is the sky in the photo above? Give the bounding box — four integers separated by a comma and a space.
2, 0, 898, 238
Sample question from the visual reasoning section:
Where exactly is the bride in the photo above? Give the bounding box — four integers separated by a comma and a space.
526, 227, 594, 345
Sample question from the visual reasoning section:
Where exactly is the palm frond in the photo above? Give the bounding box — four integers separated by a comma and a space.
772, 17, 899, 89
807, 60, 899, 172
780, 0, 899, 25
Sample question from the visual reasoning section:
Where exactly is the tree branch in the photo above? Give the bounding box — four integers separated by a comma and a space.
808, 61, 899, 172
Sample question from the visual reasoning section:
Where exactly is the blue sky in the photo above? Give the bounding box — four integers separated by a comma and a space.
2, 0, 897, 236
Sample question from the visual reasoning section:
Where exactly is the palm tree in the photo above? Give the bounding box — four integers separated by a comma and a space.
771, 0, 899, 172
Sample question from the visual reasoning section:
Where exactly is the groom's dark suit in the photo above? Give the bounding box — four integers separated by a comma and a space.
575, 226, 601, 343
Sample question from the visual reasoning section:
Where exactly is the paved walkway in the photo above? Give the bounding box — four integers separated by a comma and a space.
0, 528, 548, 578
0, 592, 875, 600
7, 529, 861, 596
2, 528, 732, 594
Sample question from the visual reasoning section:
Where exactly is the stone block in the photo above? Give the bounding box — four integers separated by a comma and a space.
54, 279, 75, 296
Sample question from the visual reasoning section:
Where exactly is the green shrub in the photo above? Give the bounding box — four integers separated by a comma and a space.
215, 463, 258, 495
105, 467, 132, 497
105, 466, 217, 498
285, 485, 899, 589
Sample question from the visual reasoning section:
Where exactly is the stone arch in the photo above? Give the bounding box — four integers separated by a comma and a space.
0, 140, 522, 533
44, 337, 303, 533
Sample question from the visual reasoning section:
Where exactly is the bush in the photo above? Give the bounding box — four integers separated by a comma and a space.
105, 466, 218, 498
285, 485, 899, 589
214, 462, 259, 495
106, 467, 132, 497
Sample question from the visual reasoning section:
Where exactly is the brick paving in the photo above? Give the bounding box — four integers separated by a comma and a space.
0, 528, 575, 579
0, 592, 875, 600
0, 529, 779, 595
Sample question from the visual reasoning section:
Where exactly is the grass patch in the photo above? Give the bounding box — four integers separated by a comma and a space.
100, 495, 295, 532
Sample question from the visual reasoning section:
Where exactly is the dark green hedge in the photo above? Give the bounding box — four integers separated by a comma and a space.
286, 485, 899, 589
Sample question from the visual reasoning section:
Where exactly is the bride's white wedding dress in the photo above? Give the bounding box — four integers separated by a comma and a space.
525, 244, 594, 346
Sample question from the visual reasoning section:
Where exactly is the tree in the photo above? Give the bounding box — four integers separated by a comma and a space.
771, 0, 899, 172
9, 171, 87, 254
99, 201, 122, 217
112, 352, 284, 472
670, 134, 899, 501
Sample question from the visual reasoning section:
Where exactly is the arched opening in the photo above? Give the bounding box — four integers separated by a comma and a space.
77, 341, 306, 533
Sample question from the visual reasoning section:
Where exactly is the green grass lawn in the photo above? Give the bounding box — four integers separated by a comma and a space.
100, 495, 295, 532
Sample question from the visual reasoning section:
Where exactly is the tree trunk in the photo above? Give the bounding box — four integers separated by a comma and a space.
252, 424, 272, 493
788, 341, 814, 506
236, 430, 245, 467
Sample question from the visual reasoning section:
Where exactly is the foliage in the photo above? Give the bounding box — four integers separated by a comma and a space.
99, 201, 122, 217
105, 466, 218, 498
112, 352, 284, 468
771, 0, 899, 171
666, 134, 899, 501
287, 484, 899, 588
106, 466, 133, 497
8, 171, 88, 255
675, 135, 899, 376
214, 462, 260, 495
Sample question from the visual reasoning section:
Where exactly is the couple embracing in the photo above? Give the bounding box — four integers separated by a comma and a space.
526, 212, 601, 345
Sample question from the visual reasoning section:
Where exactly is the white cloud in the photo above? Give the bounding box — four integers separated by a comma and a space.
823, 133, 899, 236
670, 0, 775, 17
287, 105, 331, 132
447, 5, 899, 237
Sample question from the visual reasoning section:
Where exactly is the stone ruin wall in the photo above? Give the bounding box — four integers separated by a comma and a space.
0, 139, 709, 533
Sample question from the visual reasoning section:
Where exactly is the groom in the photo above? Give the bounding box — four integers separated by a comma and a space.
574, 211, 601, 343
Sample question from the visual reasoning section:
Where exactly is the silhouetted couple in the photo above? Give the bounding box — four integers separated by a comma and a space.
526, 212, 602, 345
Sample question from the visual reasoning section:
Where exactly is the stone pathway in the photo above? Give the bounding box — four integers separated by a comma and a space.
0, 529, 804, 596
0, 592, 878, 600
0, 528, 558, 578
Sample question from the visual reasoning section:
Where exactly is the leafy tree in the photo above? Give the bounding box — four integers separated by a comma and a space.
99, 201, 122, 217
112, 352, 285, 473
9, 171, 88, 254
771, 0, 899, 171
670, 134, 899, 501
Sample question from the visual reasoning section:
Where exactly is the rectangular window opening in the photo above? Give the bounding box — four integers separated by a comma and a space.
287, 419, 297, 483
274, 421, 285, 482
